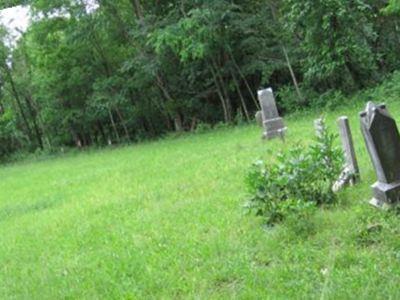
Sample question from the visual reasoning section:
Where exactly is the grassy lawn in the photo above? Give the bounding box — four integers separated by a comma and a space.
2, 86, 400, 298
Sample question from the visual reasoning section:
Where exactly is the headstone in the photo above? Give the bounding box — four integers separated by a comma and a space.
360, 102, 400, 208
333, 116, 360, 192
255, 111, 263, 127
338, 116, 360, 179
257, 88, 286, 140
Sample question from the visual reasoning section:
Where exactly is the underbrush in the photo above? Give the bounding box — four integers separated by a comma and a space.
277, 71, 400, 113
245, 118, 343, 225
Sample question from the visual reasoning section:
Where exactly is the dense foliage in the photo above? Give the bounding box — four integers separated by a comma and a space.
0, 1, 28, 9
0, 0, 399, 158
245, 119, 343, 224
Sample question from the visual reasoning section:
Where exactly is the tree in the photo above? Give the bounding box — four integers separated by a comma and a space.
0, 0, 29, 10
386, 0, 400, 14
283, 0, 378, 92
0, 0, 399, 159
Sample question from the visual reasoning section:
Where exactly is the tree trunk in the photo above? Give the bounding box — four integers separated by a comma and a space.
69, 125, 82, 148
144, 115, 156, 137
154, 74, 176, 130
115, 106, 131, 141
22, 39, 45, 149
108, 108, 121, 143
190, 117, 197, 132
24, 95, 43, 149
130, 0, 143, 19
209, 64, 229, 123
130, 0, 177, 131
97, 121, 108, 145
211, 58, 232, 122
3, 65, 33, 143
281, 44, 304, 102
227, 50, 260, 110
269, 2, 304, 103
231, 71, 250, 122
174, 113, 183, 132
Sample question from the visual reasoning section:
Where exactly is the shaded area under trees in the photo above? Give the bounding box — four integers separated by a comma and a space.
0, 0, 399, 158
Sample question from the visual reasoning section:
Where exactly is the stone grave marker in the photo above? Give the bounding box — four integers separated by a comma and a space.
257, 88, 286, 140
360, 102, 400, 208
333, 116, 360, 192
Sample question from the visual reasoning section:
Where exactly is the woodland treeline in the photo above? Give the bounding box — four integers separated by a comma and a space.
0, 0, 399, 157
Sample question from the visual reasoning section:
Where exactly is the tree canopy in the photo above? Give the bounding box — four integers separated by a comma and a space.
0, 0, 399, 158
0, 0, 28, 9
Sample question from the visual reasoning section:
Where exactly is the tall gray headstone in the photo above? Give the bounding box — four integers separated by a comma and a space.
333, 116, 360, 192
338, 116, 359, 179
257, 88, 286, 140
360, 102, 400, 208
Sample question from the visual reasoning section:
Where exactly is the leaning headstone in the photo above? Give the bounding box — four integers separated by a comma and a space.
360, 102, 400, 208
333, 116, 360, 192
257, 88, 286, 140
255, 111, 263, 127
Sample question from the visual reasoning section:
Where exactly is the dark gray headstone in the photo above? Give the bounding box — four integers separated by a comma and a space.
257, 88, 286, 140
360, 102, 400, 208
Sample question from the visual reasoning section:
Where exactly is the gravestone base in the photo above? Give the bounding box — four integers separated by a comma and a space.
263, 129, 286, 140
370, 181, 400, 208
262, 117, 287, 140
332, 166, 358, 192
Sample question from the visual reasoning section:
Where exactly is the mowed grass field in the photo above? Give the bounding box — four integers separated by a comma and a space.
2, 91, 400, 298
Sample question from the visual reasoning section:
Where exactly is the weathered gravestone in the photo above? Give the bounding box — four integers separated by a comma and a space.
257, 88, 286, 140
360, 102, 400, 208
333, 116, 360, 192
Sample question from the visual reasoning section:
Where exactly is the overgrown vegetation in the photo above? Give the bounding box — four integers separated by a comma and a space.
0, 0, 400, 159
2, 82, 400, 297
245, 118, 343, 224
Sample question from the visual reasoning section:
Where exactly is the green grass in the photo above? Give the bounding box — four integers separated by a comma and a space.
2, 79, 400, 298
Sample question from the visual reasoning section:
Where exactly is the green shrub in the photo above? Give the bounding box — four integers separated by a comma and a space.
313, 90, 346, 110
213, 122, 231, 130
195, 122, 212, 133
245, 118, 343, 224
277, 84, 318, 113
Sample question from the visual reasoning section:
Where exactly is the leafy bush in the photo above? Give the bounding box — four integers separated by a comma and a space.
277, 84, 316, 113
195, 122, 212, 134
213, 122, 231, 130
245, 118, 343, 224
277, 85, 347, 113
313, 90, 346, 110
